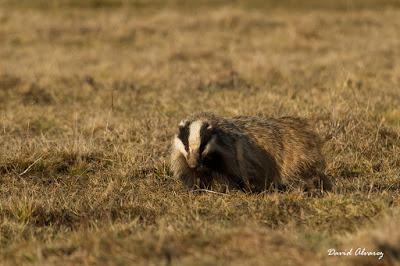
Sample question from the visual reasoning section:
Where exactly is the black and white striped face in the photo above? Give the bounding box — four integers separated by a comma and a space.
174, 119, 217, 170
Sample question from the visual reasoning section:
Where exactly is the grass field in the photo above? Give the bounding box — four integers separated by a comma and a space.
0, 1, 400, 265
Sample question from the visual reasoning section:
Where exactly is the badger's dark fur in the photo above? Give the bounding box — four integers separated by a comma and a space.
170, 112, 332, 193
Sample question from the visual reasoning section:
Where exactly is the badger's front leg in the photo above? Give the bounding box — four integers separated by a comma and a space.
198, 173, 213, 189
179, 171, 197, 190
179, 169, 213, 191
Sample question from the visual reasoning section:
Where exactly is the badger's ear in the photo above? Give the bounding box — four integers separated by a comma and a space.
178, 119, 188, 129
205, 122, 215, 134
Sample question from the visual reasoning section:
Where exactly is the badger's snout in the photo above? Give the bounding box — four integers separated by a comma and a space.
187, 150, 200, 169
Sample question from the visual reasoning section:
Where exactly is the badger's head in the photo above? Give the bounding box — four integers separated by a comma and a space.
173, 118, 219, 171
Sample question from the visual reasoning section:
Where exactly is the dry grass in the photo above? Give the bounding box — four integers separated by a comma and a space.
0, 1, 400, 265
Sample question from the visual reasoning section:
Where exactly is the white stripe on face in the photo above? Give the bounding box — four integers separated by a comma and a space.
174, 136, 187, 157
188, 120, 203, 152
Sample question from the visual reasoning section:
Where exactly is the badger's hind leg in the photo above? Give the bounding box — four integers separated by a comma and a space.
302, 169, 332, 195
311, 172, 333, 192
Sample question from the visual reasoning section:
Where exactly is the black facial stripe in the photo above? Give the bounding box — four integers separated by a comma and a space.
177, 123, 190, 151
199, 122, 212, 154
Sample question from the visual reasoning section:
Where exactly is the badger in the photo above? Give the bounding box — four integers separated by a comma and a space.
170, 112, 332, 193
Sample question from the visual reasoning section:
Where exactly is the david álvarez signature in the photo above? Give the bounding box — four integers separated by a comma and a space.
328, 248, 384, 260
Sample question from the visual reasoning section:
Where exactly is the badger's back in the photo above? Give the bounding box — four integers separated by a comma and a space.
223, 115, 326, 184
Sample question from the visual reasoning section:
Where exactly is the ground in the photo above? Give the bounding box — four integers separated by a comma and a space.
0, 1, 399, 265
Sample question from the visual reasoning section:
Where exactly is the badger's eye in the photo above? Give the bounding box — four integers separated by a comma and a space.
177, 122, 190, 151
199, 133, 213, 155
199, 142, 207, 155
